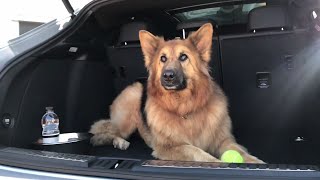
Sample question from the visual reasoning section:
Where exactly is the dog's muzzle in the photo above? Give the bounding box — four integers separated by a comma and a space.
161, 69, 186, 90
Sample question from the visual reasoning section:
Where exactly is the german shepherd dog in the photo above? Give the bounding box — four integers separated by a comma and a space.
90, 23, 263, 163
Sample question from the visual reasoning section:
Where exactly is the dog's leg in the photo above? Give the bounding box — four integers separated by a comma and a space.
90, 119, 119, 145
89, 120, 130, 150
216, 137, 264, 164
152, 144, 221, 162
89, 82, 143, 150
213, 116, 264, 163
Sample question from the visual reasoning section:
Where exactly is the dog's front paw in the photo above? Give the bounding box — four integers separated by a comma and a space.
246, 159, 265, 164
113, 137, 130, 150
244, 156, 265, 164
90, 134, 113, 146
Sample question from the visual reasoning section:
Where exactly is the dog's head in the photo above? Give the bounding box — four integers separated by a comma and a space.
139, 23, 213, 92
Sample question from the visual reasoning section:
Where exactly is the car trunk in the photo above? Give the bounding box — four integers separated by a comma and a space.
1, 0, 320, 175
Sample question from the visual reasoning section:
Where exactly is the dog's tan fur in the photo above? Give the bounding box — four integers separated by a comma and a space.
90, 23, 263, 163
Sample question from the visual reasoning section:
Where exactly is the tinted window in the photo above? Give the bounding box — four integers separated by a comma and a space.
175, 3, 266, 25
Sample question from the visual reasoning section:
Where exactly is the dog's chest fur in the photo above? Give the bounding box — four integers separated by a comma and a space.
145, 88, 229, 151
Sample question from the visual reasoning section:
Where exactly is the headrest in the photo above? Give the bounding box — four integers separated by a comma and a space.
176, 20, 217, 38
248, 6, 292, 32
177, 19, 218, 30
117, 21, 155, 46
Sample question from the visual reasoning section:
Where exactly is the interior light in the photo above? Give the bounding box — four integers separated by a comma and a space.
313, 11, 318, 19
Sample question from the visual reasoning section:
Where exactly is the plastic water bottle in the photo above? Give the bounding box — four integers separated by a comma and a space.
41, 107, 60, 137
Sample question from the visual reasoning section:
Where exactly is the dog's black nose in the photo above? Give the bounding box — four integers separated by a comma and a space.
163, 70, 176, 81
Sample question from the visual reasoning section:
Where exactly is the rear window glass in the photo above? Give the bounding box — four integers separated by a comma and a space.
175, 3, 266, 26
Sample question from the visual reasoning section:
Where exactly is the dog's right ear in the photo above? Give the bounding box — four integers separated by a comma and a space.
139, 30, 161, 68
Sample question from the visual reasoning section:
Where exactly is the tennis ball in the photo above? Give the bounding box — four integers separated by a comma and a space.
221, 150, 244, 163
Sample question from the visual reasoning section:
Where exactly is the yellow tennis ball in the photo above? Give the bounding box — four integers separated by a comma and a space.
221, 150, 244, 163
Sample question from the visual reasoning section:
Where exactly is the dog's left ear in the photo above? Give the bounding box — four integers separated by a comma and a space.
188, 23, 213, 62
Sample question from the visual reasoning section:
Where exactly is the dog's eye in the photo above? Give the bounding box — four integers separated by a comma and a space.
179, 54, 188, 61
160, 55, 167, 63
